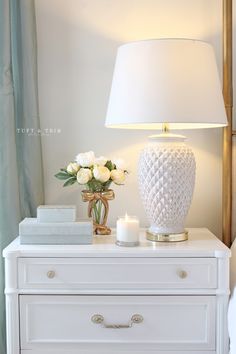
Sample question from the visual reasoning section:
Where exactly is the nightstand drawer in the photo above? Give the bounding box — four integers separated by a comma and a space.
20, 351, 216, 354
18, 257, 217, 290
20, 295, 216, 351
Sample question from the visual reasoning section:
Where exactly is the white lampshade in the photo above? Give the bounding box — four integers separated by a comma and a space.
106, 39, 228, 129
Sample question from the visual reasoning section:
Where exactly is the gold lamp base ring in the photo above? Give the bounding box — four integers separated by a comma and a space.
146, 230, 188, 242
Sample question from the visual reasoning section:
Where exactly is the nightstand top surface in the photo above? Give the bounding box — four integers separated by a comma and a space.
3, 228, 230, 258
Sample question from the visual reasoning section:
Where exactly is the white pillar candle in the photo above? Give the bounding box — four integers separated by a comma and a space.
116, 214, 140, 246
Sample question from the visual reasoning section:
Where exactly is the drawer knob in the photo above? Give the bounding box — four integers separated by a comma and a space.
178, 270, 188, 279
91, 314, 143, 328
47, 270, 55, 279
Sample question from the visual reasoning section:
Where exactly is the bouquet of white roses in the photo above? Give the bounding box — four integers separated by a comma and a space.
55, 151, 128, 192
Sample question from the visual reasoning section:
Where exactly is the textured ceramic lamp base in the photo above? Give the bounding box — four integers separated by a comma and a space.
138, 134, 196, 242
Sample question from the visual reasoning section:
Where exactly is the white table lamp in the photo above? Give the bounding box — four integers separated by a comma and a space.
105, 39, 228, 242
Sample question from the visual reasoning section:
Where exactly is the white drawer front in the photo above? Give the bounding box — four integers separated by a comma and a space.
18, 257, 217, 290
21, 351, 216, 354
20, 295, 215, 351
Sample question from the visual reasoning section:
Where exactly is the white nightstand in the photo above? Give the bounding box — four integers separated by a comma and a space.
3, 228, 230, 354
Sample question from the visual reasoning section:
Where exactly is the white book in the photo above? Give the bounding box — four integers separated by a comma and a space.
37, 205, 76, 223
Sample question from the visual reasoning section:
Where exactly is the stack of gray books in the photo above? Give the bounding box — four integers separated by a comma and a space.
19, 205, 93, 245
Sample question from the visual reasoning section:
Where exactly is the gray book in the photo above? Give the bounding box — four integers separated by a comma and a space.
19, 218, 93, 245
37, 205, 76, 223
20, 233, 93, 245
19, 218, 93, 236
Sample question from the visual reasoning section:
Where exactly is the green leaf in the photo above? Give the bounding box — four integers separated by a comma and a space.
103, 180, 112, 190
60, 168, 67, 172
63, 178, 77, 187
55, 172, 70, 180
105, 160, 115, 171
87, 179, 103, 192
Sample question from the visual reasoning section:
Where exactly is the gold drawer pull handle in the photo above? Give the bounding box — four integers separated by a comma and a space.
178, 270, 188, 279
91, 314, 143, 328
47, 270, 55, 279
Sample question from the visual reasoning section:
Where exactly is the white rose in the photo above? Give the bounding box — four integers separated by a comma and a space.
66, 162, 80, 175
94, 156, 108, 166
75, 151, 95, 167
93, 166, 110, 183
113, 158, 128, 171
110, 169, 126, 185
77, 168, 92, 184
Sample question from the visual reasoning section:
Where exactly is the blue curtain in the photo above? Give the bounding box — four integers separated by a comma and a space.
0, 1, 44, 353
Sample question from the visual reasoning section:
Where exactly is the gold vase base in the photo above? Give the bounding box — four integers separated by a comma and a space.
94, 224, 111, 235
146, 230, 188, 242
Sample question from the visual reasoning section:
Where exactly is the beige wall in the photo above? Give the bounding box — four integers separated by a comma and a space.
232, 2, 236, 242
35, 0, 224, 237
